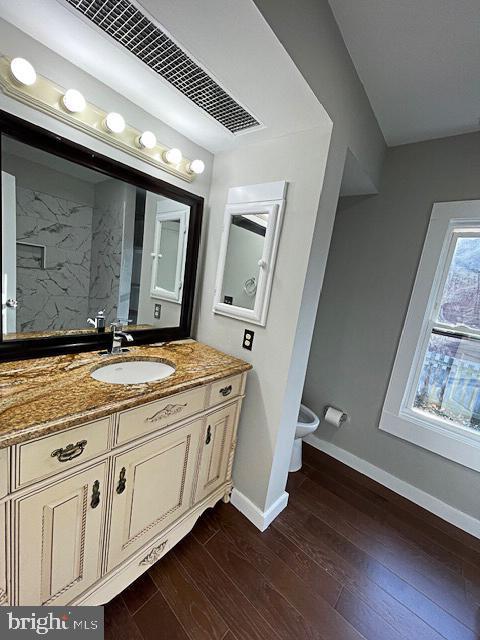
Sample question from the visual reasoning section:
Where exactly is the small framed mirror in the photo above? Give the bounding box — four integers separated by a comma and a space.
149, 201, 189, 304
213, 181, 286, 326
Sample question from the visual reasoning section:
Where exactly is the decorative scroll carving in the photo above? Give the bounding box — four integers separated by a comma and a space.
139, 540, 168, 566
145, 403, 187, 423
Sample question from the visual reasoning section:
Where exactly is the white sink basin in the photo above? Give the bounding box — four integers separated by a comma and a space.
91, 360, 175, 385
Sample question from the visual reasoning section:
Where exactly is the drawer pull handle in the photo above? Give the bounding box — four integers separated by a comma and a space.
219, 385, 232, 397
206, 425, 212, 445
139, 540, 168, 566
91, 480, 100, 509
51, 440, 87, 463
116, 467, 127, 494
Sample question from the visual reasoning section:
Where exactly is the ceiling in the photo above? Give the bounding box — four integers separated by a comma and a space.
329, 0, 480, 146
0, 0, 330, 153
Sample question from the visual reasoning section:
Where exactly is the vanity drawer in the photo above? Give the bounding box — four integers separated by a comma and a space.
116, 386, 208, 445
208, 374, 243, 408
15, 417, 110, 488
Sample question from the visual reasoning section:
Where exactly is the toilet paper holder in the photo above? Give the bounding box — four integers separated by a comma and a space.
323, 406, 348, 427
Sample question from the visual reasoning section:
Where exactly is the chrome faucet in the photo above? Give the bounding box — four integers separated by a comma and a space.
110, 322, 133, 354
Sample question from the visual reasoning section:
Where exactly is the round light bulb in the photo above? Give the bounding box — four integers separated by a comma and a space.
62, 89, 86, 113
104, 112, 125, 134
163, 147, 182, 165
10, 57, 36, 86
188, 159, 205, 175
138, 130, 157, 149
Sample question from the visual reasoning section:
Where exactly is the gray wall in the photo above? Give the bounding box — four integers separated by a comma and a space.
254, 0, 386, 189
304, 131, 480, 520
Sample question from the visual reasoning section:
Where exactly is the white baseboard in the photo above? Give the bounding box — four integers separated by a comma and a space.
231, 488, 289, 532
304, 435, 480, 539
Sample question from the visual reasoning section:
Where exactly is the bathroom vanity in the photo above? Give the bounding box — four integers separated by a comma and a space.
0, 340, 251, 606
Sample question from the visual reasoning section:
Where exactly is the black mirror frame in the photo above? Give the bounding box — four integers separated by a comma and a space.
0, 111, 204, 362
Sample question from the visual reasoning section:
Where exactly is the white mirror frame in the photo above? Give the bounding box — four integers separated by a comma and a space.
150, 209, 188, 304
213, 181, 286, 326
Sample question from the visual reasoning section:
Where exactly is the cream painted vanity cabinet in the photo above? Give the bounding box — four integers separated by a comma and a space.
0, 369, 248, 606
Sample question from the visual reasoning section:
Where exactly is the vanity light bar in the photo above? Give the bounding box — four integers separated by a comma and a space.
0, 56, 206, 182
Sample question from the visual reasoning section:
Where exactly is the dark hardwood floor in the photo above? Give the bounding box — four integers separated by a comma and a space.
104, 443, 480, 640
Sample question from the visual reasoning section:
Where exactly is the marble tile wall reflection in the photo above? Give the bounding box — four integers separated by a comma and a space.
16, 187, 93, 333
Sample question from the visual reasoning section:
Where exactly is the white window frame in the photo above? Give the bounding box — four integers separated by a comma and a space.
380, 200, 480, 472
150, 210, 188, 304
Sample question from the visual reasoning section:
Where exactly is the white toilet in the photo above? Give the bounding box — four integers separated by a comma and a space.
289, 404, 320, 472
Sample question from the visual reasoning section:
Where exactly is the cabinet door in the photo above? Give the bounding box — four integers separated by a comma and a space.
14, 462, 107, 605
0, 503, 7, 605
107, 419, 202, 571
195, 404, 238, 504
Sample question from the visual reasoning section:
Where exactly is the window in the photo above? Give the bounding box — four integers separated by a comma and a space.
380, 201, 480, 472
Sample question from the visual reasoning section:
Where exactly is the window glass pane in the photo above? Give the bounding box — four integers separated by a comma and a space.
413, 332, 480, 432
438, 236, 480, 330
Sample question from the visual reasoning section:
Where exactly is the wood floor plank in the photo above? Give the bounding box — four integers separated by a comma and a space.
173, 536, 279, 640
274, 502, 468, 640
217, 503, 342, 606
133, 590, 190, 640
215, 504, 362, 640
149, 547, 229, 640
205, 529, 323, 640
104, 595, 143, 640
292, 482, 473, 616
302, 463, 471, 578
191, 507, 221, 545
303, 447, 480, 566
304, 446, 480, 554
286, 498, 479, 638
121, 571, 158, 615
298, 475, 464, 579
336, 588, 405, 640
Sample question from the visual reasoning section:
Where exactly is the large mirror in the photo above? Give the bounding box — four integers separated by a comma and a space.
0, 112, 202, 358
213, 182, 286, 326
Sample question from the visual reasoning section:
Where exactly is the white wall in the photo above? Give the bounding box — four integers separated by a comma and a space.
254, 0, 386, 190
196, 125, 332, 512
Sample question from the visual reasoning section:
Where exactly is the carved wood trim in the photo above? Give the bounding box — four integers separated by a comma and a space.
139, 540, 168, 566
145, 403, 187, 423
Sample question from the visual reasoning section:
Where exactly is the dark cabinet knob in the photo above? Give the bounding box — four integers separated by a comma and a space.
219, 385, 232, 397
91, 480, 100, 509
116, 467, 127, 494
205, 425, 212, 445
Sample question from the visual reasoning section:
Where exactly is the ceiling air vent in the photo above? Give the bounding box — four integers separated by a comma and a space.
64, 0, 261, 134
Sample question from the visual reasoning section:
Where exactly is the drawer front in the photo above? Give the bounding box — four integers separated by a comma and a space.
16, 418, 110, 488
116, 386, 207, 445
0, 448, 8, 499
208, 374, 243, 408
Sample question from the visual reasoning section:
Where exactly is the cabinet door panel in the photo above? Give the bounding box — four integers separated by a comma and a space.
107, 420, 202, 571
195, 404, 237, 504
15, 462, 107, 605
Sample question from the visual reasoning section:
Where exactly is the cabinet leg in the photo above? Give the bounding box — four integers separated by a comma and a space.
222, 490, 231, 504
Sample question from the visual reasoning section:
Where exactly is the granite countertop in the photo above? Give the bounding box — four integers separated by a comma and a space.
0, 340, 252, 448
